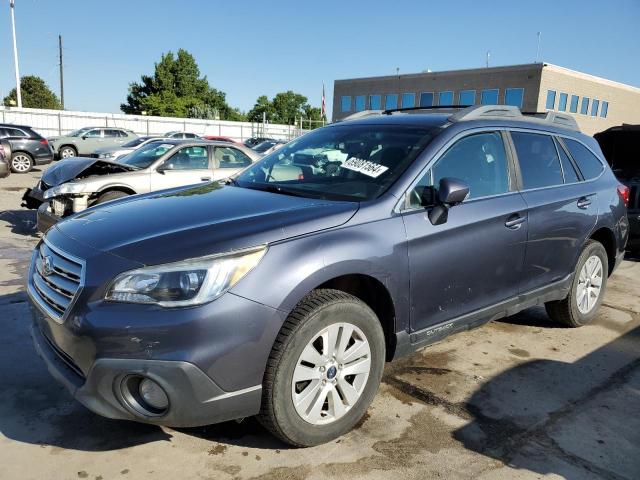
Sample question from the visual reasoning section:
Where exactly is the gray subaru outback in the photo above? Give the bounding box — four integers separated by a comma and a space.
28, 105, 629, 447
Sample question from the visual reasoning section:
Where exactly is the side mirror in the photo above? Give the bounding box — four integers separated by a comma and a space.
156, 164, 167, 174
81, 135, 87, 140
438, 177, 469, 205
428, 177, 469, 226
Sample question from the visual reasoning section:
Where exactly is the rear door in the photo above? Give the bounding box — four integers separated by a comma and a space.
511, 131, 597, 294
79, 128, 103, 155
150, 145, 213, 191
403, 130, 528, 333
213, 146, 254, 180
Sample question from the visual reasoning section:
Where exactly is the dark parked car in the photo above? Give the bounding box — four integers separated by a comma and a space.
27, 105, 628, 447
0, 139, 11, 178
244, 136, 276, 148
595, 124, 639, 253
0, 123, 54, 173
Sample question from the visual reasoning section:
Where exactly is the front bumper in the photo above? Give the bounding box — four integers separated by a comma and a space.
30, 321, 261, 427
36, 202, 61, 233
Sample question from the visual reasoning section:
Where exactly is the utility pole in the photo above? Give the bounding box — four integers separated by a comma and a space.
10, 0, 22, 107
59, 35, 65, 109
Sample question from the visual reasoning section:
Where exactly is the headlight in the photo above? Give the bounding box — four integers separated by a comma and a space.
99, 152, 114, 158
105, 246, 267, 307
43, 183, 86, 199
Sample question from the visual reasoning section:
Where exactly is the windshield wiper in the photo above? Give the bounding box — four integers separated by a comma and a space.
243, 183, 314, 198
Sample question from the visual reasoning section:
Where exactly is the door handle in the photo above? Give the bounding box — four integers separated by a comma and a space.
577, 197, 591, 209
505, 214, 526, 229
201, 177, 211, 181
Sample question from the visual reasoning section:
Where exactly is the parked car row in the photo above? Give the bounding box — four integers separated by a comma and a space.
25, 104, 630, 447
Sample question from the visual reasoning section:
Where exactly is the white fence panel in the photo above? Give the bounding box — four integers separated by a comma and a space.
0, 106, 306, 142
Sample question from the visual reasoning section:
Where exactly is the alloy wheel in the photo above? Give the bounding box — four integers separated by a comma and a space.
291, 322, 371, 425
576, 255, 603, 314
11, 154, 31, 172
60, 148, 75, 158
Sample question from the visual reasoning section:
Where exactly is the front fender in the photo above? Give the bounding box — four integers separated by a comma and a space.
230, 215, 410, 332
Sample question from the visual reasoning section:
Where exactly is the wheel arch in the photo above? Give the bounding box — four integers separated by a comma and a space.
97, 185, 137, 196
58, 144, 77, 155
589, 227, 616, 276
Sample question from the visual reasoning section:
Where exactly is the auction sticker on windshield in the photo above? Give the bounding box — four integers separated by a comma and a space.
341, 157, 389, 178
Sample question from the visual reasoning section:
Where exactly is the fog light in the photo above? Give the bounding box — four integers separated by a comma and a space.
139, 378, 169, 410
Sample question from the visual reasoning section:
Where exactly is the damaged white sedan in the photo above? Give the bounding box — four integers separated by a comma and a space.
22, 139, 259, 232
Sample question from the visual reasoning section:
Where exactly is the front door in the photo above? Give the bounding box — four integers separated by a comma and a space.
151, 145, 213, 191
402, 131, 528, 333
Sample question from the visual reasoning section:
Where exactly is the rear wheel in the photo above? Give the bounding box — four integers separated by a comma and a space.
10, 152, 33, 173
96, 190, 129, 205
59, 146, 77, 159
545, 240, 608, 327
258, 289, 385, 447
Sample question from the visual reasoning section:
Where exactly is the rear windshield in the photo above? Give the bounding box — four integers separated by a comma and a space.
236, 124, 439, 201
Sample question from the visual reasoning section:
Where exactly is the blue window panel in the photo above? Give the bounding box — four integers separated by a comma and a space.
591, 99, 600, 116
419, 92, 434, 107
459, 90, 476, 106
570, 95, 579, 113
354, 95, 365, 112
341, 96, 351, 112
438, 91, 454, 105
369, 95, 381, 110
546, 90, 556, 109
402, 93, 416, 108
385, 94, 398, 110
504, 88, 524, 108
600, 101, 609, 118
558, 93, 568, 111
481, 89, 499, 105
580, 97, 590, 115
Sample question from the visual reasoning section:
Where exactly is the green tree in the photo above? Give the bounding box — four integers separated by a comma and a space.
3, 75, 62, 110
247, 91, 322, 127
121, 49, 241, 120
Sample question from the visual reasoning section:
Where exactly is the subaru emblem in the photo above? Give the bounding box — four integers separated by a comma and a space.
42, 255, 54, 277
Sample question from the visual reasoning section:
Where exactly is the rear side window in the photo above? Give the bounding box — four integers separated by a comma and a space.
563, 138, 604, 180
511, 132, 563, 189
3, 128, 28, 138
555, 139, 580, 183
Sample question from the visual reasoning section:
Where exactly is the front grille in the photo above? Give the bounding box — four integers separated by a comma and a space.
29, 240, 84, 323
41, 328, 85, 379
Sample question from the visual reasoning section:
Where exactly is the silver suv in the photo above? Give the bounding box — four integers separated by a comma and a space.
49, 127, 138, 158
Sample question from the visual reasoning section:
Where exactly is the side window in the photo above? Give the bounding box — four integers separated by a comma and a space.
162, 146, 209, 170
118, 130, 130, 137
103, 129, 120, 138
85, 129, 102, 138
511, 132, 563, 189
215, 147, 252, 168
563, 138, 604, 180
555, 138, 580, 183
5, 128, 27, 137
407, 132, 510, 208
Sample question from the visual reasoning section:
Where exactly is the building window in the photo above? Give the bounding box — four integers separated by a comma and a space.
481, 89, 499, 105
600, 101, 609, 118
438, 91, 454, 106
459, 90, 476, 106
402, 92, 416, 108
341, 96, 351, 113
546, 90, 556, 110
420, 92, 434, 107
591, 99, 600, 116
354, 95, 365, 112
558, 93, 568, 112
385, 94, 398, 110
504, 88, 524, 108
570, 95, 579, 113
369, 95, 381, 110
580, 97, 590, 115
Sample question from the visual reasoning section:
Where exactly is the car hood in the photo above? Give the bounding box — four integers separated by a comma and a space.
42, 157, 134, 186
53, 183, 359, 264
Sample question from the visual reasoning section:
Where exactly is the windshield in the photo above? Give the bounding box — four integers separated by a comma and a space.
67, 127, 93, 138
254, 141, 276, 152
118, 142, 175, 169
235, 124, 438, 201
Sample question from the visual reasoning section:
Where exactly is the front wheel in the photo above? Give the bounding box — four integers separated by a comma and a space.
58, 146, 77, 159
10, 152, 33, 173
258, 289, 385, 447
545, 240, 608, 327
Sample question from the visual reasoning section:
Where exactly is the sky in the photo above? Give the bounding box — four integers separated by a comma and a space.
1, 0, 639, 120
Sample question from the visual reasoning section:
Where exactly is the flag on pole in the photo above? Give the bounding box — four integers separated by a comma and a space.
321, 83, 326, 119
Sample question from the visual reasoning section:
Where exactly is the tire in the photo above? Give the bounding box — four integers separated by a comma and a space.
58, 146, 77, 159
258, 289, 385, 447
10, 152, 33, 173
96, 190, 129, 205
545, 240, 608, 327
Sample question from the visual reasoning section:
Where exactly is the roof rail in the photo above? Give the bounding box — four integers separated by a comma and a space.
383, 105, 471, 115
339, 110, 384, 121
450, 105, 580, 132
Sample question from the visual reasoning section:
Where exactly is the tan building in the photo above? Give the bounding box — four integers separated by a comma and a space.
332, 63, 640, 135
